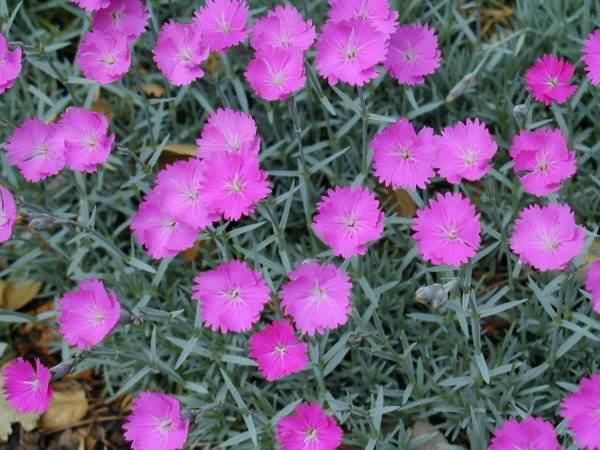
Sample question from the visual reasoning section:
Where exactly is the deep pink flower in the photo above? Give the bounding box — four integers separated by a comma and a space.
313, 186, 384, 259
250, 5, 316, 54
5, 118, 65, 182
71, 0, 109, 11
510, 203, 585, 272
192, 260, 270, 333
525, 54, 577, 105
329, 0, 398, 35
245, 49, 306, 101
0, 32, 22, 95
196, 107, 260, 157
437, 118, 497, 184
154, 21, 210, 86
276, 402, 343, 450
583, 29, 600, 86
371, 118, 437, 190
509, 129, 576, 196
249, 320, 309, 381
0, 186, 17, 243
92, 0, 149, 41
490, 417, 563, 450
281, 262, 352, 336
3, 358, 53, 414
194, 0, 249, 52
57, 279, 121, 350
76, 31, 132, 84
585, 261, 600, 313
123, 392, 189, 450
561, 373, 600, 450
412, 192, 481, 267
316, 19, 388, 86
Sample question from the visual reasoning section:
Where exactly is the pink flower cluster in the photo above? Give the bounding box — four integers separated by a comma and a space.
276, 402, 343, 450
490, 417, 563, 450
0, 32, 22, 95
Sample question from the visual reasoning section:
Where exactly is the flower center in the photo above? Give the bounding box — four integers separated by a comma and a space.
273, 71, 286, 87
165, 219, 177, 229
178, 48, 193, 63
158, 418, 173, 434
0, 57, 5, 65
305, 427, 319, 443
403, 48, 416, 62
543, 235, 560, 251
25, 378, 41, 391
463, 148, 479, 167
0, 213, 6, 227
227, 176, 244, 193
536, 153, 551, 173
445, 227, 458, 241
274, 344, 287, 357
31, 144, 49, 159
111, 9, 123, 25
345, 46, 359, 62
312, 284, 327, 301
227, 288, 241, 302
187, 189, 199, 201
547, 77, 559, 87
102, 53, 117, 66
344, 214, 359, 231
219, 14, 231, 34
226, 134, 241, 152
84, 135, 98, 150
397, 147, 411, 160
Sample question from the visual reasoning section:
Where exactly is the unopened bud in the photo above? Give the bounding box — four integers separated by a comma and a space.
513, 103, 528, 115
446, 72, 477, 102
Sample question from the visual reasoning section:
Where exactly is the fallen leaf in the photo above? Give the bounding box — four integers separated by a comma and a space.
182, 240, 203, 263
0, 280, 42, 310
391, 189, 416, 218
411, 421, 451, 450
163, 144, 197, 157
0, 373, 40, 442
142, 83, 166, 97
204, 53, 222, 76
91, 96, 113, 120
41, 382, 88, 429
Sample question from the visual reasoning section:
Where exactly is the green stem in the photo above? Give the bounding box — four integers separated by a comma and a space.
358, 87, 369, 175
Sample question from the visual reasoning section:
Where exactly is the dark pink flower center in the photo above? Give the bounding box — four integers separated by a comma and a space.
111, 9, 124, 25
536, 152, 552, 173
403, 48, 417, 62
397, 147, 411, 160
304, 427, 319, 443
226, 288, 242, 302
345, 46, 359, 62
547, 76, 559, 87
274, 344, 288, 357
165, 219, 177, 229
158, 418, 173, 434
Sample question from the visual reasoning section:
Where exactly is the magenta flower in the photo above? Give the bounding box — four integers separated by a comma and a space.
412, 192, 481, 267
371, 118, 437, 190
314, 186, 384, 259
437, 118, 497, 184
194, 0, 249, 52
92, 0, 149, 41
71, 0, 109, 11
384, 23, 441, 85
328, 0, 398, 35
76, 31, 132, 85
245, 49, 306, 101
490, 417, 563, 450
585, 261, 600, 313
57, 279, 121, 351
123, 392, 189, 450
5, 118, 65, 182
3, 358, 53, 414
196, 107, 260, 157
281, 262, 352, 336
154, 21, 210, 86
192, 260, 270, 333
250, 5, 316, 54
511, 203, 585, 272
561, 373, 600, 450
276, 402, 343, 450
0, 32, 22, 95
249, 320, 309, 381
0, 186, 17, 243
525, 54, 577, 105
509, 129, 576, 196
316, 19, 388, 86
583, 29, 600, 86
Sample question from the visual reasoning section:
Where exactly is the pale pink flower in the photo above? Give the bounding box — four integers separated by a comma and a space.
92, 0, 149, 41
509, 129, 576, 196
192, 260, 270, 333
276, 402, 343, 450
329, 0, 398, 35
5, 118, 65, 182
525, 54, 577, 105
123, 392, 189, 450
245, 49, 306, 101
490, 417, 563, 450
249, 320, 309, 381
76, 31, 132, 84
71, 0, 110, 11
196, 107, 260, 157
0, 32, 22, 95
561, 373, 600, 450
371, 118, 437, 190
412, 192, 481, 267
194, 0, 249, 52
510, 203, 585, 272
250, 5, 316, 53
0, 186, 17, 243
281, 262, 352, 336
583, 29, 600, 86
313, 186, 384, 259
3, 358, 53, 414
585, 261, 600, 313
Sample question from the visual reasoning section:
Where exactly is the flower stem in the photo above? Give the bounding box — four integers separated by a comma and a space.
358, 87, 369, 175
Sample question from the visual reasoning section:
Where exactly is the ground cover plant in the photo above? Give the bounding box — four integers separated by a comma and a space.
1, 0, 600, 449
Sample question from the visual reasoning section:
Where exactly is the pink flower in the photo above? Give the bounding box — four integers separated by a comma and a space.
371, 118, 436, 190
249, 320, 309, 381
316, 19, 388, 86
412, 192, 481, 267
92, 0, 149, 41
0, 32, 22, 95
192, 260, 270, 333
76, 31, 132, 85
5, 118, 65, 182
583, 29, 600, 86
510, 203, 585, 272
194, 0, 249, 52
201, 153, 270, 221
509, 129, 576, 196
437, 118, 497, 184
245, 49, 306, 101
585, 261, 600, 313
276, 402, 343, 450
196, 107, 260, 158
250, 5, 316, 53
71, 0, 110, 11
281, 262, 352, 336
525, 54, 577, 105
561, 373, 600, 450
153, 21, 210, 86
313, 186, 384, 259
3, 358, 53, 414
57, 279, 121, 350
384, 23, 441, 85
328, 0, 398, 35
490, 417, 563, 450
123, 392, 189, 450
0, 186, 17, 243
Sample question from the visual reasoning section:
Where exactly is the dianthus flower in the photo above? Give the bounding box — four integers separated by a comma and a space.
0, 186, 17, 243
92, 0, 149, 41
313, 186, 384, 258
249, 320, 309, 381
196, 107, 260, 157
585, 261, 600, 313
561, 373, 600, 450
245, 49, 306, 101
76, 31, 132, 84
250, 5, 316, 54
490, 417, 563, 450
412, 192, 481, 267
583, 29, 600, 86
3, 358, 53, 414
192, 260, 270, 333
281, 262, 352, 336
525, 54, 577, 105
0, 32, 22, 95
123, 392, 189, 450
509, 129, 576, 196
194, 0, 249, 52
510, 203, 585, 272
328, 0, 398, 35
276, 402, 343, 450
5, 118, 65, 182
71, 0, 109, 11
